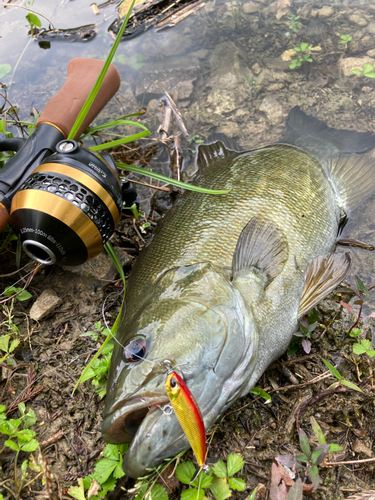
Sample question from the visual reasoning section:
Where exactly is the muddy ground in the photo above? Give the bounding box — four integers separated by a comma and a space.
1, 0, 375, 498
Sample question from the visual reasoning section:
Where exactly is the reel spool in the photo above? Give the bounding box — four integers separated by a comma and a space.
10, 140, 123, 266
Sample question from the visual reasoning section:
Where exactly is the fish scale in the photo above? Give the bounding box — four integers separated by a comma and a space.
127, 145, 339, 309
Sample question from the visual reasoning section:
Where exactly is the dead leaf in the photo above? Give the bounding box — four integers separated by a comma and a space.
270, 462, 288, 500
88, 479, 100, 499
277, 462, 295, 487
345, 491, 375, 500
353, 439, 373, 458
276, 0, 291, 20
302, 483, 316, 496
286, 479, 303, 500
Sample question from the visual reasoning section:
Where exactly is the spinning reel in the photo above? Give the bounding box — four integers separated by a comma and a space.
0, 58, 137, 266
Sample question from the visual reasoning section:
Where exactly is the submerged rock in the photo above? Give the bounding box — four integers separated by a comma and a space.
349, 14, 368, 27
317, 6, 334, 18
259, 97, 283, 123
340, 57, 375, 76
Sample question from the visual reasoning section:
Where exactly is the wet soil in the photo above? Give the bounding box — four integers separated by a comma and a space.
1, 0, 375, 498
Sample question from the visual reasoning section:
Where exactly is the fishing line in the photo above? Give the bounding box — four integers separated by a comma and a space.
0, 264, 39, 302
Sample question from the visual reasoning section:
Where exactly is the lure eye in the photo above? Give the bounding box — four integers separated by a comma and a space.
170, 377, 178, 389
123, 336, 147, 363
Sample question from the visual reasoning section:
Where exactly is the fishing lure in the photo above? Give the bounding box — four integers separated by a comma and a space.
165, 370, 207, 471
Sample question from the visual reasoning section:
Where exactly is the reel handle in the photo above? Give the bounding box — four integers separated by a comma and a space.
36, 58, 121, 139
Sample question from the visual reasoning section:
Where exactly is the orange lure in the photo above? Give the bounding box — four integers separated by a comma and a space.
165, 371, 206, 469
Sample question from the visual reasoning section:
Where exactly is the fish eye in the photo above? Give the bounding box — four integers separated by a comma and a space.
123, 336, 147, 363
170, 377, 178, 389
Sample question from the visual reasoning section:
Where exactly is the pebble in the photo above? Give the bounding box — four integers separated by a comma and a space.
29, 289, 62, 322
340, 57, 375, 77
349, 14, 368, 27
367, 21, 375, 34
259, 97, 283, 123
317, 6, 334, 18
243, 1, 258, 14
367, 48, 375, 57
251, 62, 262, 75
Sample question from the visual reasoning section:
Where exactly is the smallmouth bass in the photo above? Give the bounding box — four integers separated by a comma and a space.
102, 107, 375, 477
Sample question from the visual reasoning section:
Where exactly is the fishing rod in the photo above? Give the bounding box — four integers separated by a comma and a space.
0, 57, 138, 267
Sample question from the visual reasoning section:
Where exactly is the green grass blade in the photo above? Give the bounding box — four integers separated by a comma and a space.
72, 242, 126, 395
80, 117, 148, 140
90, 130, 150, 151
67, 0, 137, 140
116, 162, 230, 195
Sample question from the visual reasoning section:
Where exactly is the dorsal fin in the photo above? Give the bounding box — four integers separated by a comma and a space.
298, 252, 351, 318
329, 152, 375, 212
233, 215, 288, 287
196, 139, 241, 173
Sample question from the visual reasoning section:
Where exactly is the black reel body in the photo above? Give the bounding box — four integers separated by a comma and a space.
10, 140, 123, 266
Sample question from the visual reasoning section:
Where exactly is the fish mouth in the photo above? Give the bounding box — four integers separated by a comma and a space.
102, 394, 170, 444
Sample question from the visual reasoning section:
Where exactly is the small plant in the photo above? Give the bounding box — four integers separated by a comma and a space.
68, 443, 128, 500
243, 75, 261, 93
321, 357, 362, 392
287, 15, 302, 33
0, 403, 43, 499
353, 338, 375, 357
176, 453, 246, 500
352, 63, 375, 78
80, 322, 114, 398
289, 43, 313, 69
339, 34, 353, 45
295, 308, 318, 354
277, 418, 342, 490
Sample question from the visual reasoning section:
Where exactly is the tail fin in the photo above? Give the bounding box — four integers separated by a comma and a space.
279, 107, 375, 212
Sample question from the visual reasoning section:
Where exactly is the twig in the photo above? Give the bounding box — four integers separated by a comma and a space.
296, 386, 350, 429
326, 457, 375, 466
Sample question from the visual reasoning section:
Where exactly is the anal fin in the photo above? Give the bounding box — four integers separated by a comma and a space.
233, 215, 288, 287
298, 252, 351, 318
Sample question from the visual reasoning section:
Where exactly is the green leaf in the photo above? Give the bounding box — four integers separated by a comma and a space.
296, 453, 308, 463
308, 309, 318, 324
365, 72, 375, 78
341, 380, 363, 392
90, 130, 150, 152
353, 343, 367, 355
113, 462, 125, 480
328, 443, 343, 452
68, 478, 86, 500
5, 439, 19, 451
352, 68, 362, 75
103, 443, 121, 460
0, 405, 6, 413
67, 0, 137, 140
310, 416, 326, 445
300, 43, 309, 51
16, 289, 32, 301
366, 349, 375, 357
298, 428, 311, 457
250, 386, 271, 401
0, 64, 11, 79
21, 459, 28, 474
151, 484, 168, 500
228, 478, 246, 491
9, 338, 20, 354
26, 13, 42, 28
247, 487, 258, 500
227, 454, 244, 477
117, 162, 230, 195
0, 335, 10, 353
311, 448, 324, 465
212, 460, 227, 479
94, 458, 118, 484
21, 438, 39, 452
363, 63, 374, 73
307, 464, 320, 488
321, 358, 343, 380
181, 488, 205, 500
210, 476, 231, 500
191, 468, 213, 489
176, 461, 196, 484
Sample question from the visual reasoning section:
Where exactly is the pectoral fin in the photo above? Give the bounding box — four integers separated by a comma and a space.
298, 252, 351, 318
233, 215, 288, 287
